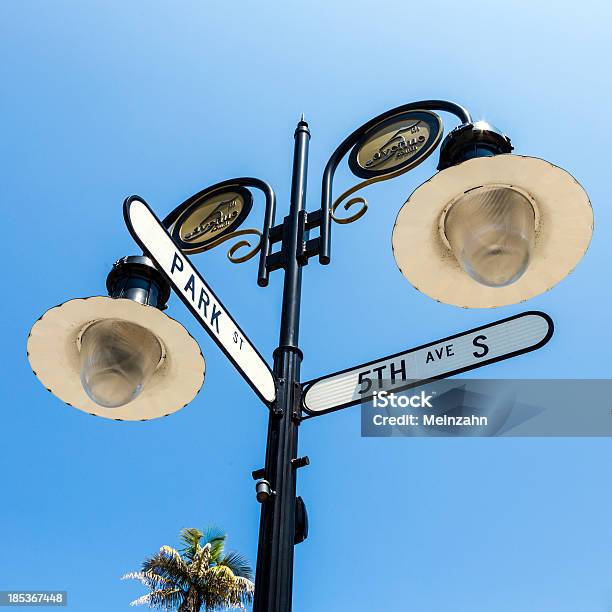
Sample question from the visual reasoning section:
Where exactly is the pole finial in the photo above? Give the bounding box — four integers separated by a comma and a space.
295, 113, 310, 136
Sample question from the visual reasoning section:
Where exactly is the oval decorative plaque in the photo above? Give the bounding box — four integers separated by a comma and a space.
348, 110, 443, 179
171, 186, 254, 254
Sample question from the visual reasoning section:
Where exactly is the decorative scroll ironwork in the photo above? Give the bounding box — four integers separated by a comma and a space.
330, 178, 371, 225
330, 163, 416, 225
320, 100, 472, 262
161, 177, 276, 286
200, 227, 263, 263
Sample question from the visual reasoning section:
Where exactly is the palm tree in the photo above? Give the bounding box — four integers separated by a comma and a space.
122, 527, 254, 611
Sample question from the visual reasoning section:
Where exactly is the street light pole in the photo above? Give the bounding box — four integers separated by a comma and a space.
26, 100, 594, 612
254, 118, 310, 612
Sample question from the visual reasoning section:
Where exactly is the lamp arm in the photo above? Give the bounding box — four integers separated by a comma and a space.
160, 177, 276, 286
318, 100, 472, 264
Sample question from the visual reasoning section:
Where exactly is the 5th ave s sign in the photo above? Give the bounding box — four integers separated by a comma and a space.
302, 311, 553, 415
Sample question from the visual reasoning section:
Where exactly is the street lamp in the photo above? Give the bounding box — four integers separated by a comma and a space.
26, 100, 593, 611
27, 255, 205, 420
392, 121, 593, 307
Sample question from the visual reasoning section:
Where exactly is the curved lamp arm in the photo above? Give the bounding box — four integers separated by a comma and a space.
319, 100, 472, 264
161, 177, 276, 287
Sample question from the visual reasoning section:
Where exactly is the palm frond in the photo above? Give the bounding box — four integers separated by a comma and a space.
129, 587, 183, 609
200, 526, 226, 562
121, 570, 173, 590
234, 575, 255, 595
141, 546, 191, 589
129, 593, 153, 607
179, 527, 203, 561
203, 567, 254, 611
160, 545, 183, 559
231, 576, 255, 607
218, 550, 253, 581
189, 542, 211, 580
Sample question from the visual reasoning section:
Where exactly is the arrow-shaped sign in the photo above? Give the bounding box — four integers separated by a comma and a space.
302, 311, 553, 416
124, 196, 277, 405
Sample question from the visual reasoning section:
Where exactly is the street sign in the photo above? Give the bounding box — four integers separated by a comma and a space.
171, 186, 254, 254
302, 311, 553, 416
124, 196, 277, 405
348, 110, 443, 179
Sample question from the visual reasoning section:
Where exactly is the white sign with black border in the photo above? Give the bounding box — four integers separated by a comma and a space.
302, 312, 553, 415
124, 196, 277, 405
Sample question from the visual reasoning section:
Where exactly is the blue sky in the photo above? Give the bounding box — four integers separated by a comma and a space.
2, 1, 612, 610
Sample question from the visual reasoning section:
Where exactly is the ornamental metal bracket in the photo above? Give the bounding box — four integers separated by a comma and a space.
317, 99, 473, 265
161, 177, 276, 287
158, 101, 473, 287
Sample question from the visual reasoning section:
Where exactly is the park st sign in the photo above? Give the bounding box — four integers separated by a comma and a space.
124, 196, 277, 405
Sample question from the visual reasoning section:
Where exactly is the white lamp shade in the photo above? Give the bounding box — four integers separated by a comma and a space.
392, 155, 593, 308
27, 296, 205, 420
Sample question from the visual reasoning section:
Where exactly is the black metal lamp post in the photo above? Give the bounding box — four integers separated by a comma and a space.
26, 100, 593, 611
252, 118, 309, 611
